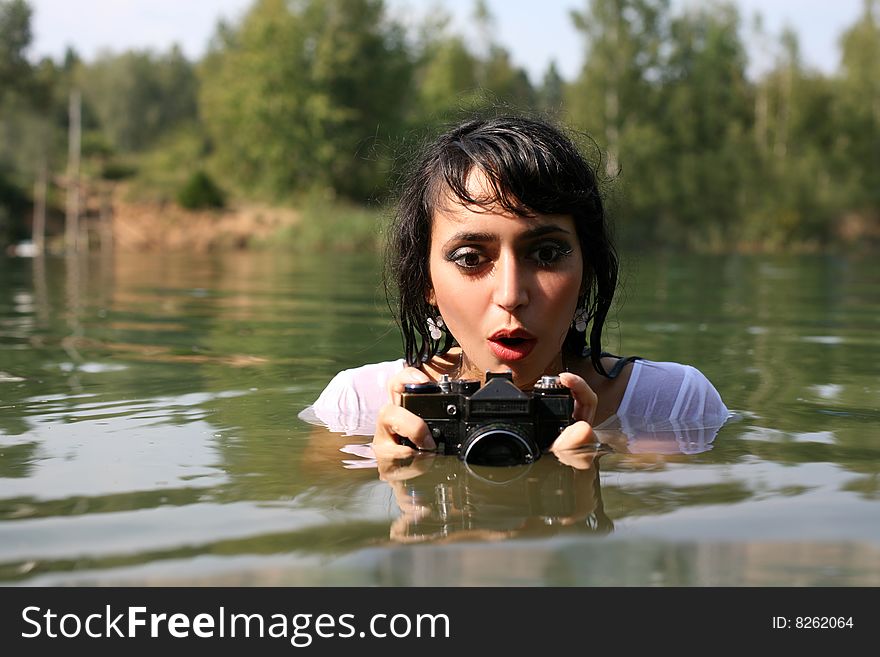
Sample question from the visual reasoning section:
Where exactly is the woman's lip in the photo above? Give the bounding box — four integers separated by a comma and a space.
487, 337, 536, 361
489, 328, 535, 340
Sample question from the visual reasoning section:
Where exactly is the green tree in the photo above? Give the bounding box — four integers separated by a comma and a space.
199, 0, 412, 201
538, 60, 566, 116
408, 5, 482, 128
747, 28, 839, 245
480, 45, 536, 110
79, 46, 198, 152
0, 0, 35, 244
470, 0, 535, 109
409, 1, 535, 129
654, 2, 753, 246
0, 0, 31, 100
835, 0, 880, 213
415, 34, 480, 120
567, 0, 669, 176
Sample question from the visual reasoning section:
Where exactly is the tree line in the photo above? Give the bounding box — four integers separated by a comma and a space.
1, 0, 878, 250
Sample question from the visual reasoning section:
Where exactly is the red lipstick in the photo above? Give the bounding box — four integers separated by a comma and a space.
488, 328, 536, 361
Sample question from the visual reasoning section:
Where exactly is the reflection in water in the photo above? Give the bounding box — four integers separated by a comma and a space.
380, 452, 612, 543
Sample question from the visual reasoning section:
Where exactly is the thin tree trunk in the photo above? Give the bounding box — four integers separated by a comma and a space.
755, 82, 768, 154
775, 66, 791, 160
65, 89, 82, 253
605, 12, 620, 177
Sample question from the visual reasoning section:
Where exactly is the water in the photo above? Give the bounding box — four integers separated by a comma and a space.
0, 250, 878, 586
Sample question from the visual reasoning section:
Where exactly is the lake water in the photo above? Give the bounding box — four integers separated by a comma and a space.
1, 249, 878, 586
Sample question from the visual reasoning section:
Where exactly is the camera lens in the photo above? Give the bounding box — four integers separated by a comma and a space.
460, 424, 540, 466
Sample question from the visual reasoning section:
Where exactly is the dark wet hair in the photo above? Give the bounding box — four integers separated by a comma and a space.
384, 114, 618, 377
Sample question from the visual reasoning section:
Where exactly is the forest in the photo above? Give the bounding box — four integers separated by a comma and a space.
1, 0, 878, 252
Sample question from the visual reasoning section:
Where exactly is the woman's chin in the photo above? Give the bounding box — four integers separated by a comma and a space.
467, 349, 551, 387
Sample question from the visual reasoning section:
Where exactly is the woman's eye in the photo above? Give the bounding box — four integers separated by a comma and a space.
530, 243, 570, 266
449, 249, 486, 269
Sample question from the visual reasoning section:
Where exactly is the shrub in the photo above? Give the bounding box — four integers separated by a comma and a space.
101, 161, 137, 180
176, 170, 225, 209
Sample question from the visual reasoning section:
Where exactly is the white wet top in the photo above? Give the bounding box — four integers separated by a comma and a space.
299, 358, 731, 455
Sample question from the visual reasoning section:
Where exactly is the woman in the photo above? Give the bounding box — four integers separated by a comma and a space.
303, 115, 729, 459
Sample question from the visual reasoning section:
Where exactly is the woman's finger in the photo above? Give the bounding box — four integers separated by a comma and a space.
558, 372, 598, 424
387, 367, 432, 406
550, 420, 598, 453
372, 403, 437, 460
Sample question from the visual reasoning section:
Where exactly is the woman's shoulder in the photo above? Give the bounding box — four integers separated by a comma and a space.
617, 358, 729, 425
298, 358, 407, 435
324, 358, 407, 388
316, 358, 407, 409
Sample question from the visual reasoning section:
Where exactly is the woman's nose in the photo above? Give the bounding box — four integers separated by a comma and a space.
492, 253, 529, 310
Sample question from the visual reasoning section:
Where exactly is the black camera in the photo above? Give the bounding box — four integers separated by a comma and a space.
401, 371, 574, 466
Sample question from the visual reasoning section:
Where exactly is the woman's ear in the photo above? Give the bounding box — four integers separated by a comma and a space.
426, 287, 436, 306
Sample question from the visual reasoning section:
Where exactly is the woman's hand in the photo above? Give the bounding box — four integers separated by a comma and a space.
550, 372, 599, 453
372, 367, 437, 460
558, 371, 597, 424
387, 366, 431, 406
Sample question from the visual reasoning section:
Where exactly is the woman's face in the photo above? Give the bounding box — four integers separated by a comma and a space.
428, 174, 584, 387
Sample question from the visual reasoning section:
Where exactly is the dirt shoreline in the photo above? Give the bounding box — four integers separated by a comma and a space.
110, 199, 299, 252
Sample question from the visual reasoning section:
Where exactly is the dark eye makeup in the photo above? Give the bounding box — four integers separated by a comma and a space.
446, 247, 487, 270
445, 238, 573, 272
529, 240, 573, 266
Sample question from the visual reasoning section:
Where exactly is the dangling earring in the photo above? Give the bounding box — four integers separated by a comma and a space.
427, 314, 445, 340
573, 307, 588, 333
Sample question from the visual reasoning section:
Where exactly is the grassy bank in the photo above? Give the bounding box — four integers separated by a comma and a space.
266, 194, 386, 253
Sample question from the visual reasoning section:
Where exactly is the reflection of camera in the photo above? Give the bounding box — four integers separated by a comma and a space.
394, 457, 612, 542
401, 371, 573, 466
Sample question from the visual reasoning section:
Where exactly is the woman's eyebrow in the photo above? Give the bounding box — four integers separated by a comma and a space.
521, 224, 571, 239
442, 224, 571, 249
443, 231, 496, 247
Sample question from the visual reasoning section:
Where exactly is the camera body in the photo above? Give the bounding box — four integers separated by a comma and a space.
401, 371, 573, 465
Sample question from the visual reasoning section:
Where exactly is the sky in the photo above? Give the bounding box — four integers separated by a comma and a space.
25, 0, 865, 83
